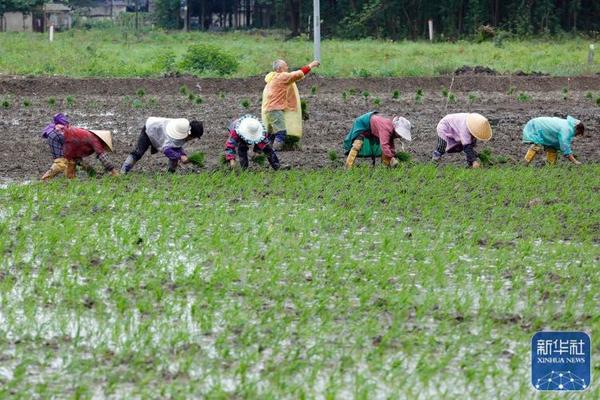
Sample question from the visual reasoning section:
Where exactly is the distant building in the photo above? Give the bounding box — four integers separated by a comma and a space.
0, 3, 72, 32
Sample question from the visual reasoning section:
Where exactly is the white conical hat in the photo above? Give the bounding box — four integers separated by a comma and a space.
166, 118, 191, 140
234, 115, 266, 144
90, 130, 113, 151
393, 116, 412, 141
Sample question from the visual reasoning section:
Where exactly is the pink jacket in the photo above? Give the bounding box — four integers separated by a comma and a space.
436, 113, 474, 152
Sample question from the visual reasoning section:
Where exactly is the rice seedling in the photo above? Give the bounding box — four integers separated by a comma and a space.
517, 92, 531, 102
392, 90, 400, 99
373, 97, 381, 107
47, 97, 56, 106
328, 150, 338, 162
301, 99, 309, 121
65, 95, 75, 107
241, 99, 250, 109
136, 88, 146, 97
187, 152, 205, 167
179, 85, 189, 95
22, 99, 31, 107
311, 85, 318, 95
1, 99, 10, 108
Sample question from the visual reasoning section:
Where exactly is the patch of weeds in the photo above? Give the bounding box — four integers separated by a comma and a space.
48, 97, 56, 106
136, 88, 146, 97
22, 99, 31, 107
65, 96, 75, 107
132, 99, 143, 109
392, 90, 400, 100
301, 99, 309, 121
373, 97, 381, 107
179, 85, 189, 96
353, 68, 371, 78
241, 99, 250, 109
328, 150, 338, 163
415, 88, 423, 104
188, 152, 205, 167
517, 92, 531, 102
311, 85, 317, 95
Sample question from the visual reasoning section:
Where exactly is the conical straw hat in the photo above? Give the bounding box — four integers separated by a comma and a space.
466, 113, 492, 141
90, 130, 114, 151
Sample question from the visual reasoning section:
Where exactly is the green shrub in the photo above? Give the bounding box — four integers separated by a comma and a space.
180, 44, 238, 76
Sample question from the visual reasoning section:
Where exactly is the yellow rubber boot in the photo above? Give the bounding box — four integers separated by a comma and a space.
546, 149, 558, 166
345, 139, 363, 169
524, 144, 543, 165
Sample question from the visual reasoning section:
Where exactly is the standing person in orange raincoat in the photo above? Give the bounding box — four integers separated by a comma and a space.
262, 59, 320, 150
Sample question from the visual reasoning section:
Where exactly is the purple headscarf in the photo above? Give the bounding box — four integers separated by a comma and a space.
42, 113, 69, 138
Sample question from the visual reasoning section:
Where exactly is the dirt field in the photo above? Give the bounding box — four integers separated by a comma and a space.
1, 75, 599, 181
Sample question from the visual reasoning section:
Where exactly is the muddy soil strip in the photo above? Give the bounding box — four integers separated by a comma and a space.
0, 76, 598, 182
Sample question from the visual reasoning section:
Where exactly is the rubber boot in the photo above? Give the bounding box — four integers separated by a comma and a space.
546, 149, 558, 166
273, 130, 287, 151
264, 147, 280, 170
41, 157, 68, 181
524, 144, 543, 165
345, 139, 363, 169
65, 160, 77, 179
120, 155, 137, 174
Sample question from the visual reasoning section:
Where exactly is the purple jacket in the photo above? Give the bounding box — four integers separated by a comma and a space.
436, 113, 474, 153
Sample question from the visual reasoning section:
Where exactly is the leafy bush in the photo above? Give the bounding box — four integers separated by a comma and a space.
180, 44, 238, 76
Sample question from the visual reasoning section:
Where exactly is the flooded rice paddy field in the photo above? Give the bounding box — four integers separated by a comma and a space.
0, 165, 599, 398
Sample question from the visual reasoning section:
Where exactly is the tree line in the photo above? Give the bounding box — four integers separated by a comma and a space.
155, 0, 600, 39
3, 0, 599, 39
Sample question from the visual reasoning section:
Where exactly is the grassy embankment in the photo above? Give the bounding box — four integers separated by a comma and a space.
1, 166, 599, 398
0, 29, 598, 77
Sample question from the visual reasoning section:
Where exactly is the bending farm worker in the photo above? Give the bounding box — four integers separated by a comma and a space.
262, 58, 320, 150
225, 115, 280, 170
432, 113, 492, 168
40, 113, 69, 181
522, 116, 584, 166
120, 117, 203, 174
343, 112, 412, 169
61, 126, 118, 178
